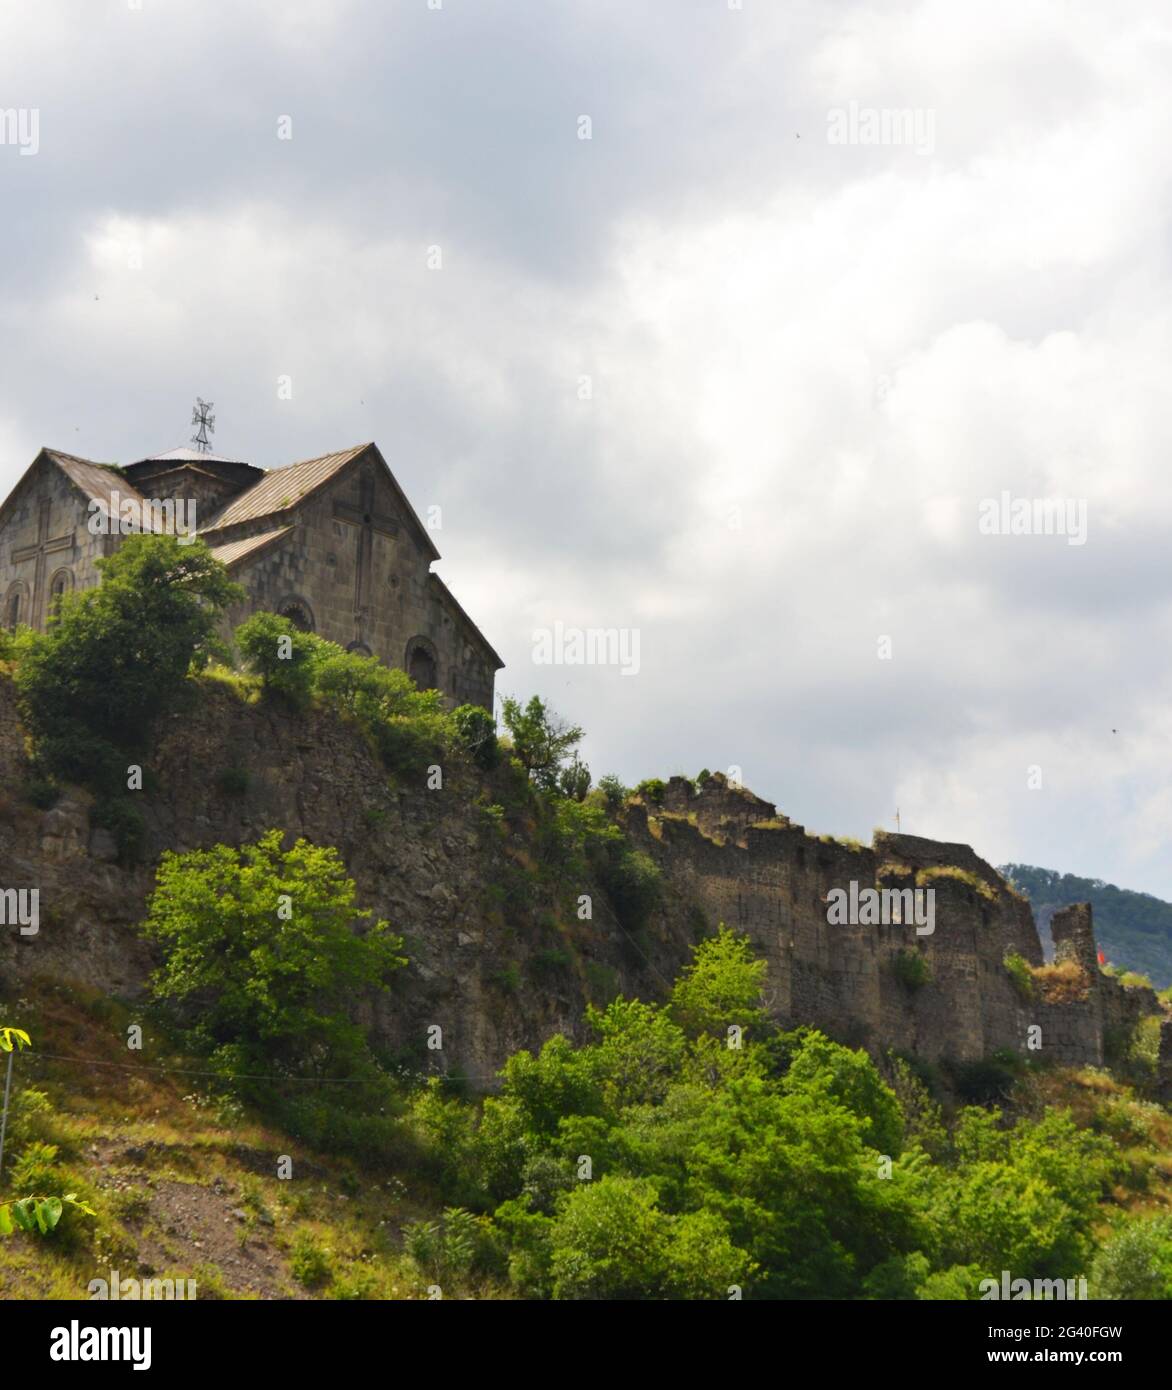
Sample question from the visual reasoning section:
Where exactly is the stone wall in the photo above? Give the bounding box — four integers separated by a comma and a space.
0, 684, 1161, 1080
212, 457, 496, 708
0, 457, 114, 630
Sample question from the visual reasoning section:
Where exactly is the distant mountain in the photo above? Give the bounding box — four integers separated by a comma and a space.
999, 864, 1172, 989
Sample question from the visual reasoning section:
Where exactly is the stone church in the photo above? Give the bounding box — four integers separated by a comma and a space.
0, 441, 502, 709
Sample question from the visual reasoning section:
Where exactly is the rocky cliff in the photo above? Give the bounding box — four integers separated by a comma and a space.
0, 679, 1165, 1083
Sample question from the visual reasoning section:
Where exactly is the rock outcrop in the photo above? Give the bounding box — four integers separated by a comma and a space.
0, 684, 1162, 1081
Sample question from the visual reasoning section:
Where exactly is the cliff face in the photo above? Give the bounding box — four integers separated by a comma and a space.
627, 776, 1164, 1069
0, 681, 1162, 1081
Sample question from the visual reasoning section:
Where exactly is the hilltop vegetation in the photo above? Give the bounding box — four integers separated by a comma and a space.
2, 534, 1170, 1299
3, 928, 1172, 1300
1002, 864, 1172, 990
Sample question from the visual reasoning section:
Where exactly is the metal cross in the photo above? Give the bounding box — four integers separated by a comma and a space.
12, 498, 74, 628
190, 398, 215, 454
333, 471, 399, 645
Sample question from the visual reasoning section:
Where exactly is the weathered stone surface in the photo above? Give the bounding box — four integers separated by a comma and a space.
0, 678, 1162, 1080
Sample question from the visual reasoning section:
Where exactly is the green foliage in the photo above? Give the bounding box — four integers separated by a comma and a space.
15, 535, 242, 787
1003, 951, 1035, 1001
289, 1229, 332, 1287
915, 865, 997, 902
20, 776, 60, 810
214, 767, 251, 797
546, 1175, 752, 1300
948, 1050, 1024, 1106
452, 704, 499, 769
635, 778, 666, 805
500, 696, 584, 794
1001, 862, 1172, 989
140, 829, 406, 1083
598, 846, 661, 933
403, 1207, 501, 1286
783, 1032, 904, 1156
596, 774, 629, 810
558, 754, 591, 802
235, 611, 320, 710
0, 1024, 96, 1242
491, 964, 522, 994
892, 949, 931, 992
1090, 1216, 1172, 1299
0, 1193, 95, 1239
90, 796, 146, 863
670, 926, 766, 1038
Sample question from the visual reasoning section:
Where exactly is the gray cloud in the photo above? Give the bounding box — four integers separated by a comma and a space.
2, 0, 1170, 895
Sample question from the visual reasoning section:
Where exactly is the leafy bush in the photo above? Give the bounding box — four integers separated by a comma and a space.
214, 767, 250, 797
140, 829, 406, 1084
452, 704, 499, 769
20, 777, 60, 810
1090, 1217, 1172, 1299
290, 1229, 332, 1287
1003, 951, 1034, 1001
90, 797, 146, 863
598, 846, 661, 933
15, 535, 241, 785
596, 774, 629, 810
235, 612, 321, 710
635, 778, 666, 805
892, 950, 931, 992
669, 926, 766, 1038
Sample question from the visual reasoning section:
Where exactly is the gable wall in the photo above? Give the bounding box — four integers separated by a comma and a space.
215, 459, 497, 708
0, 458, 113, 629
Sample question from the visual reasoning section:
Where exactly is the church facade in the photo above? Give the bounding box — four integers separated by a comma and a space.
0, 442, 502, 709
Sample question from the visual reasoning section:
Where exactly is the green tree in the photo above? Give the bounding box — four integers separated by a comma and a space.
500, 696, 584, 794
548, 1176, 670, 1299
140, 830, 406, 1080
452, 704, 499, 769
235, 611, 322, 709
1090, 1216, 1172, 1299
15, 534, 241, 785
783, 1032, 904, 1157
669, 925, 767, 1038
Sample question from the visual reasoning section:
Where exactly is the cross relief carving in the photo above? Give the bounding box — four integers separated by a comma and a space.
333, 470, 399, 648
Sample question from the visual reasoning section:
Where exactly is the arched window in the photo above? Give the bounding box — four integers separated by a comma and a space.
49, 568, 73, 604
4, 584, 24, 629
346, 641, 373, 659
405, 637, 438, 691
277, 597, 315, 633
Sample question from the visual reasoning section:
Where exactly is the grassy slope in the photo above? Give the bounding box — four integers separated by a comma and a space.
3, 980, 1171, 1299
0, 981, 505, 1300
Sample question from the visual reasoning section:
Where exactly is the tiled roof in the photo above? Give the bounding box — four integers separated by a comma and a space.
45, 450, 148, 513
206, 525, 294, 569
201, 444, 370, 532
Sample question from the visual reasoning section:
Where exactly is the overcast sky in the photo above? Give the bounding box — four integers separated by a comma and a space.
2, 0, 1170, 897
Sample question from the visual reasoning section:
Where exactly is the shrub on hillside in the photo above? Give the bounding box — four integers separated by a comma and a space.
452, 704, 499, 769
15, 535, 241, 784
140, 829, 406, 1084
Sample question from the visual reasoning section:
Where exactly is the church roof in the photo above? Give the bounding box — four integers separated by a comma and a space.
206, 525, 294, 569
200, 444, 370, 533
0, 448, 151, 533
137, 447, 253, 465
44, 450, 148, 512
